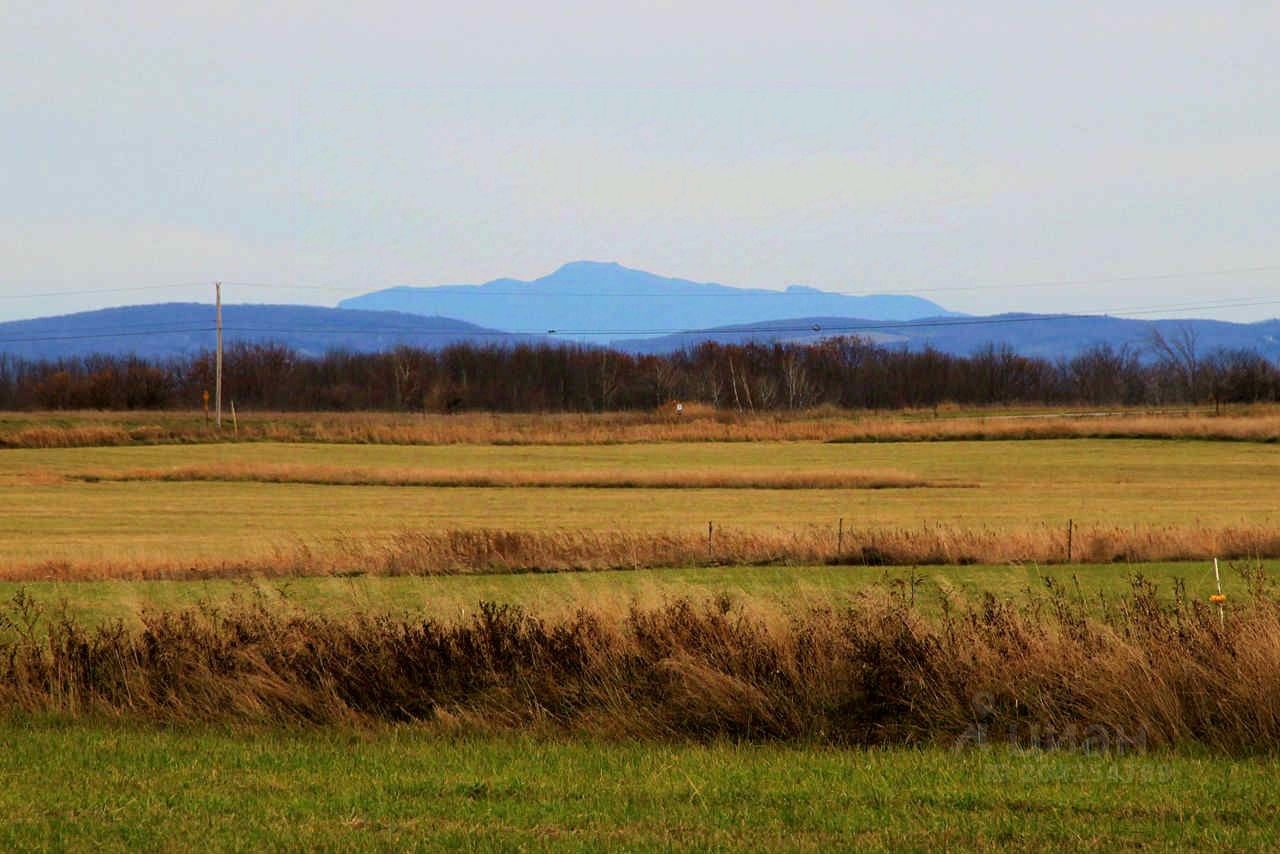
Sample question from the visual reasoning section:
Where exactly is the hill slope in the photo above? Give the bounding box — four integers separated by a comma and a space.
613, 314, 1280, 360
0, 304, 533, 360
338, 261, 955, 341
5, 301, 1279, 364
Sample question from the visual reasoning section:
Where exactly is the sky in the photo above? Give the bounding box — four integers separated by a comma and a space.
2, 2, 1278, 323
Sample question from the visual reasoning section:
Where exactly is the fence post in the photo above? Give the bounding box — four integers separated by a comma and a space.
1067, 519, 1074, 563
837, 517, 844, 555
707, 521, 714, 560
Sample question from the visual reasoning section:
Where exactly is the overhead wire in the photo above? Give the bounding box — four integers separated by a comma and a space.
220, 262, 1280, 298
0, 261, 1275, 302
0, 294, 1275, 347
0, 283, 211, 301
0, 265, 1274, 346
0, 326, 214, 345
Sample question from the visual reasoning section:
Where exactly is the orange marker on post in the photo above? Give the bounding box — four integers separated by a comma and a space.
1211, 558, 1226, 628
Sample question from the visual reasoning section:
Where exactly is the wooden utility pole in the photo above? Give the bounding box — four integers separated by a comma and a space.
215, 282, 223, 428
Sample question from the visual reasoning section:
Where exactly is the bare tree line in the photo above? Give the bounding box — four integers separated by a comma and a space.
0, 331, 1276, 412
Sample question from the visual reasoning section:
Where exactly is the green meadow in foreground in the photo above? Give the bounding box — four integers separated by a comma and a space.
1, 721, 1276, 852
2, 559, 1269, 628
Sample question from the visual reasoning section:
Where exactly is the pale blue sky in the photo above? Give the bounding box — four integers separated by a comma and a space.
2, 2, 1277, 321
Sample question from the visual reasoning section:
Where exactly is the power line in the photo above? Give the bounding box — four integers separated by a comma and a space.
224, 262, 1280, 299
0, 286, 1274, 350
220, 326, 545, 337
1, 262, 1276, 303
219, 295, 1280, 338
848, 264, 1280, 297
0, 294, 1275, 348
0, 326, 212, 345
0, 283, 209, 301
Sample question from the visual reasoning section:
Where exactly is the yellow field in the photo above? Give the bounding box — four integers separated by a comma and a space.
5, 405, 1280, 447
4, 437, 1277, 565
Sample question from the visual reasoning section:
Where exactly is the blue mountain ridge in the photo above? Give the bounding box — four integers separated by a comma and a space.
337, 261, 957, 341
1, 261, 1278, 362
0, 303, 535, 360
609, 314, 1280, 361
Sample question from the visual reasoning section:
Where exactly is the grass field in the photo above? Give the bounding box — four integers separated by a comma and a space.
5, 410, 1280, 850
2, 559, 1269, 628
5, 405, 1280, 447
2, 438, 1277, 565
4, 721, 1278, 851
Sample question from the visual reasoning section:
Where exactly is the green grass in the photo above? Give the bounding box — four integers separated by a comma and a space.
1, 438, 1278, 564
4, 559, 1269, 629
1, 720, 1276, 851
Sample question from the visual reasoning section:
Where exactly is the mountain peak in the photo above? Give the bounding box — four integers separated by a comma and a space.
339, 263, 957, 342
551, 260, 625, 276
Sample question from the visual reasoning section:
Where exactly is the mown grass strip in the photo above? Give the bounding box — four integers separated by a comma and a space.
70, 463, 967, 490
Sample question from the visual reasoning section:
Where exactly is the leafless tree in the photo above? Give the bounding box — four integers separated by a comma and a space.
1148, 325, 1202, 402
781, 350, 816, 409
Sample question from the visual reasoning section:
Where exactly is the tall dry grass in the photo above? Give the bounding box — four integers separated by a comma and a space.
7, 523, 1280, 581
4, 406, 1280, 448
0, 425, 183, 449
3, 571, 1279, 751
74, 463, 958, 491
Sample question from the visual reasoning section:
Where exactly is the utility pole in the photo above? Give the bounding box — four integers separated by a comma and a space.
215, 281, 223, 428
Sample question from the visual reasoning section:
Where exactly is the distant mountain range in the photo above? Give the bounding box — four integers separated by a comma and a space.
0, 303, 529, 360
338, 261, 955, 341
611, 314, 1280, 360
0, 262, 1277, 362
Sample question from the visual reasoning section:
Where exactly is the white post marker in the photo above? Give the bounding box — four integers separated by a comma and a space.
1211, 557, 1226, 629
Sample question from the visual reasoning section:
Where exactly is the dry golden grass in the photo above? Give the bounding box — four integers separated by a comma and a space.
4, 405, 1280, 447
829, 412, 1280, 444
0, 425, 162, 449
4, 572, 1280, 751
5, 522, 1279, 582
73, 462, 960, 491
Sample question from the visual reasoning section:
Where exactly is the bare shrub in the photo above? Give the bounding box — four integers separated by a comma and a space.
2, 576, 1279, 752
